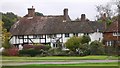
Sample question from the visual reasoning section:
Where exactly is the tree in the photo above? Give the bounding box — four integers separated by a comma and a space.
35, 12, 44, 16
90, 40, 105, 55
96, 4, 114, 19
80, 35, 91, 44
0, 20, 2, 48
65, 36, 81, 52
2, 12, 20, 31
0, 21, 11, 49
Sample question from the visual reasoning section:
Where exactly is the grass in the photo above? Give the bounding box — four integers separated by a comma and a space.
2, 62, 119, 68
2, 55, 119, 64
2, 55, 119, 60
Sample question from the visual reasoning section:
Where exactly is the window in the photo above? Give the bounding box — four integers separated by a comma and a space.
18, 35, 23, 39
107, 41, 112, 46
65, 33, 69, 37
40, 35, 44, 39
33, 35, 39, 39
47, 35, 51, 38
53, 43, 57, 47
113, 32, 120, 36
84, 33, 89, 35
73, 33, 78, 37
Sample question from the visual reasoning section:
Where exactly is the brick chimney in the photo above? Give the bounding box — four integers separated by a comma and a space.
28, 6, 35, 17
81, 14, 86, 21
63, 8, 68, 20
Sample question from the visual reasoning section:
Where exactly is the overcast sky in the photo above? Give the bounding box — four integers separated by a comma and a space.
0, 0, 112, 20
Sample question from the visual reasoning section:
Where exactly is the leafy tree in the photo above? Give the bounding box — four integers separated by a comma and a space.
65, 36, 81, 52
80, 35, 91, 44
0, 21, 11, 48
35, 12, 44, 16
0, 21, 2, 48
2, 29, 11, 49
90, 40, 105, 55
2, 12, 20, 31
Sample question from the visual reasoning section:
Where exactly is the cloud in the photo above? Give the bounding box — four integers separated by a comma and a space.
0, 0, 111, 20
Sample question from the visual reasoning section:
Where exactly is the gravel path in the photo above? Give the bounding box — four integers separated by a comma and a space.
2, 60, 119, 66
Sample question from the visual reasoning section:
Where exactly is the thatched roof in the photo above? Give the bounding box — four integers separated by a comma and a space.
10, 15, 105, 35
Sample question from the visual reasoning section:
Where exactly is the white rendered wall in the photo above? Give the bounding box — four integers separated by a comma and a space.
10, 32, 103, 47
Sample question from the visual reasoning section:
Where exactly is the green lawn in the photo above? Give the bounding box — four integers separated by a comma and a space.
2, 62, 119, 68
2, 55, 119, 68
2, 55, 119, 60
2, 55, 119, 63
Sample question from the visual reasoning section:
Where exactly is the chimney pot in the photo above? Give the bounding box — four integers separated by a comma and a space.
81, 14, 86, 21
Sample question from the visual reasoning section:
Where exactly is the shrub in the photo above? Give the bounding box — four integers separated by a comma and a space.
65, 36, 81, 52
34, 44, 51, 51
23, 44, 34, 50
80, 35, 91, 44
90, 40, 105, 55
19, 48, 40, 57
2, 47, 19, 56
78, 43, 90, 56
48, 48, 68, 56
19, 44, 51, 57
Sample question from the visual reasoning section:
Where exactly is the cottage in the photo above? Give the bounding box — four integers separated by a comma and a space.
9, 7, 105, 48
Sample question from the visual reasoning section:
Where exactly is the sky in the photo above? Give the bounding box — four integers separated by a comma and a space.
0, 0, 113, 21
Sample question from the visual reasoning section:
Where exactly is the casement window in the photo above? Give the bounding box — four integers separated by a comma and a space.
53, 43, 57, 48
18, 35, 23, 39
65, 33, 69, 37
40, 35, 44, 39
33, 35, 39, 39
113, 32, 120, 36
84, 33, 89, 35
106, 41, 112, 46
73, 33, 78, 37
47, 35, 51, 38
47, 34, 56, 38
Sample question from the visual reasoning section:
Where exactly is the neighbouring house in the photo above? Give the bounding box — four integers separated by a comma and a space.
9, 7, 105, 49
103, 20, 120, 47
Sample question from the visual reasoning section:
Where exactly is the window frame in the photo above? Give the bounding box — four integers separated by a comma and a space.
65, 33, 70, 37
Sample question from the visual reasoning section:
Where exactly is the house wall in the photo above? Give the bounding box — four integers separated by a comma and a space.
9, 32, 103, 48
103, 32, 120, 46
89, 32, 103, 42
103, 32, 120, 41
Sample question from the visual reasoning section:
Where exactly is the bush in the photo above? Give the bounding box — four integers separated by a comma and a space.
81, 35, 91, 44
34, 44, 51, 51
19, 44, 51, 57
90, 40, 105, 55
78, 43, 90, 56
48, 48, 68, 56
23, 44, 34, 50
19, 48, 40, 57
68, 51, 76, 56
65, 36, 81, 52
2, 47, 19, 56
